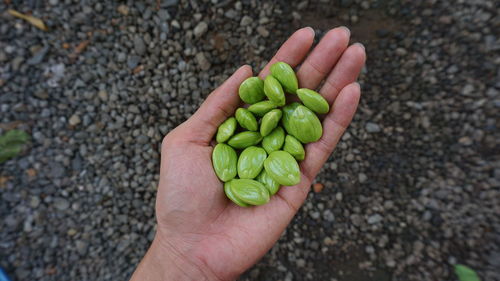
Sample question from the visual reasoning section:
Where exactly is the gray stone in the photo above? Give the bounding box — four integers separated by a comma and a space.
240, 16, 253, 26
350, 214, 362, 226
50, 163, 66, 178
117, 52, 126, 62
339, 0, 353, 7
161, 0, 178, 7
257, 26, 269, 37
98, 90, 108, 101
195, 52, 211, 70
117, 4, 129, 15
29, 196, 41, 208
224, 9, 238, 19
358, 173, 368, 183
486, 87, 498, 97
461, 84, 474, 96
488, 251, 500, 267
69, 114, 81, 126
458, 136, 473, 146
137, 135, 149, 144
76, 240, 88, 255
365, 122, 381, 133
323, 210, 335, 222
158, 9, 170, 21
127, 56, 141, 69
193, 22, 208, 38
53, 198, 70, 211
310, 211, 320, 220
365, 245, 375, 254
395, 47, 407, 56
160, 22, 170, 34
12, 56, 24, 71
134, 36, 146, 55
367, 214, 383, 224
27, 46, 49, 65
5, 214, 21, 228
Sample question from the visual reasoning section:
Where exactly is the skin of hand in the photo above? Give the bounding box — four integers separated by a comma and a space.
130, 26, 366, 281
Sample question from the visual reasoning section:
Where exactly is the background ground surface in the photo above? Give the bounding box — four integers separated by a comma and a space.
0, 0, 499, 280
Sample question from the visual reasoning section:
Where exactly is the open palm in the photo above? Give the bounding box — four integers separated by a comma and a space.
131, 27, 366, 281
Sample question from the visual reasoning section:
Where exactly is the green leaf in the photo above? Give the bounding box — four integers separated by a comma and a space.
0, 130, 30, 146
454, 264, 481, 281
0, 129, 30, 163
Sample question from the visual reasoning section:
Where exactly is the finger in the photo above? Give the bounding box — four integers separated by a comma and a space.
258, 27, 315, 78
301, 82, 361, 181
296, 27, 350, 90
320, 43, 366, 105
182, 65, 253, 143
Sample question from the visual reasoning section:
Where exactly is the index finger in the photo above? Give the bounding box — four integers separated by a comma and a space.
258, 27, 315, 78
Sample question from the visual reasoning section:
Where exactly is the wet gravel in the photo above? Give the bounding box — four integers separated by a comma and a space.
1, 0, 499, 280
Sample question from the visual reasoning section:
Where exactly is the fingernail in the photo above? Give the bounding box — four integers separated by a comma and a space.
303, 26, 315, 36
339, 26, 351, 37
236, 65, 253, 76
239, 64, 251, 71
353, 82, 361, 90
354, 42, 365, 50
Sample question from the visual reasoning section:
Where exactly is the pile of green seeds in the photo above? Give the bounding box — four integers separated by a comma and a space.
212, 62, 329, 207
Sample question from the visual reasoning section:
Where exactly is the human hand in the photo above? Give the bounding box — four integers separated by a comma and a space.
131, 27, 366, 281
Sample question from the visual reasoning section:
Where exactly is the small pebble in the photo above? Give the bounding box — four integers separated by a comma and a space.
69, 114, 81, 126
313, 183, 324, 193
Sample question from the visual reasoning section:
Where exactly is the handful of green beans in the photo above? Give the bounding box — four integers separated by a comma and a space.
212, 62, 329, 207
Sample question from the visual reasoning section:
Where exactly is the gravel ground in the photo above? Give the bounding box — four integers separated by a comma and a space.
1, 0, 498, 280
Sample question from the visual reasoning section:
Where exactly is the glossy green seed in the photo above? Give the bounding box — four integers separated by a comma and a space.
296, 88, 330, 114
281, 103, 300, 142
283, 135, 305, 161
270, 62, 298, 94
282, 104, 323, 143
256, 169, 280, 195
262, 126, 285, 154
247, 100, 278, 117
227, 131, 262, 149
281, 102, 301, 126
263, 75, 285, 106
211, 143, 237, 182
231, 179, 270, 206
238, 77, 265, 104
235, 108, 258, 131
216, 117, 237, 143
237, 146, 267, 179
224, 181, 249, 207
260, 109, 282, 137
264, 151, 300, 186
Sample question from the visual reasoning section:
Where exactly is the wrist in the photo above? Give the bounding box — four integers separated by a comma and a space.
130, 235, 221, 281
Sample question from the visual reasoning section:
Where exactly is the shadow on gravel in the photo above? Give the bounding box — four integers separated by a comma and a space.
298, 1, 403, 44
294, 2, 401, 281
